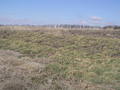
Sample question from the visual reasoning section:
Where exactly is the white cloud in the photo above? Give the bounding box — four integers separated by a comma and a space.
80, 20, 87, 25
105, 22, 114, 25
0, 16, 38, 25
90, 16, 103, 21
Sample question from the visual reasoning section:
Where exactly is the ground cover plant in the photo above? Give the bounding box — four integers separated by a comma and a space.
0, 29, 120, 90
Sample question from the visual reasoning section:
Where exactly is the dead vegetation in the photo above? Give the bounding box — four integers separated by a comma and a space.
0, 28, 120, 90
0, 50, 106, 90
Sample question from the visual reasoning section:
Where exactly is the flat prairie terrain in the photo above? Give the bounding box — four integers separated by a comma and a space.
0, 29, 120, 90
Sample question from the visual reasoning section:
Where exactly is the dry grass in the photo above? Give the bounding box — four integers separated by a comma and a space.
0, 29, 120, 90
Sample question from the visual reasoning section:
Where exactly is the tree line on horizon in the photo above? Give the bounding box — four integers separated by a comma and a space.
0, 24, 120, 29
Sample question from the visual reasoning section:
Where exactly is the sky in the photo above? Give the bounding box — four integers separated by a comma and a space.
0, 0, 120, 26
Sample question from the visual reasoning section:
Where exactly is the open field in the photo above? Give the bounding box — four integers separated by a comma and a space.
0, 28, 120, 90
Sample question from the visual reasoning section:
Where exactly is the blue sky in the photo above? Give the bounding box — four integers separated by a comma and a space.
0, 0, 120, 25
